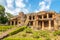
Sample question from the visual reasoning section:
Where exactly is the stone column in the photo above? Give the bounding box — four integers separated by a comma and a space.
36, 15, 38, 20
52, 15, 54, 18
42, 21, 44, 30
10, 21, 12, 25
54, 20, 57, 30
33, 21, 35, 29
36, 21, 38, 29
14, 20, 15, 25
42, 15, 43, 19
49, 20, 51, 30
17, 20, 19, 25
47, 14, 49, 18
27, 15, 29, 20
31, 16, 33, 20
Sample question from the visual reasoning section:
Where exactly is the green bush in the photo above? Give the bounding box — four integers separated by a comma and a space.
4, 37, 36, 40
33, 31, 40, 38
22, 33, 26, 37
39, 30, 49, 37
9, 26, 27, 35
45, 37, 51, 40
38, 38, 43, 40
25, 27, 32, 33
53, 30, 60, 36
33, 30, 50, 38
0, 25, 14, 32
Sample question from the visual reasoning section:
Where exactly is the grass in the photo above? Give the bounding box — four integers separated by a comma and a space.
9, 26, 27, 35
3, 27, 51, 40
0, 25, 15, 35
0, 25, 15, 32
0, 26, 60, 40
53, 30, 60, 36
0, 32, 2, 35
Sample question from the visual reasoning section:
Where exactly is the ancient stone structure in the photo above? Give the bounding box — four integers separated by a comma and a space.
8, 11, 60, 30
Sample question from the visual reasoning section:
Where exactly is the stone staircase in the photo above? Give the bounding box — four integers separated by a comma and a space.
0, 26, 20, 40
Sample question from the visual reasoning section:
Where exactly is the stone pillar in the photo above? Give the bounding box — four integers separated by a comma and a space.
33, 21, 35, 29
10, 21, 12, 25
42, 21, 44, 30
31, 16, 33, 20
27, 15, 29, 20
36, 21, 38, 29
54, 20, 57, 30
34, 15, 36, 20
14, 20, 15, 25
52, 15, 54, 18
49, 20, 51, 30
36, 15, 38, 20
17, 20, 19, 25
42, 15, 43, 19
47, 14, 49, 18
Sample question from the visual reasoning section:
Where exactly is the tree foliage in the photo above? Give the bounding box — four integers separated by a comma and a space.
0, 5, 8, 24
6, 12, 14, 19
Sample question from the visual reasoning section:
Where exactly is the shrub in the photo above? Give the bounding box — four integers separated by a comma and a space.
25, 27, 32, 33
38, 38, 43, 40
0, 25, 14, 32
22, 33, 26, 37
32, 30, 50, 39
4, 37, 36, 40
53, 30, 60, 36
9, 26, 27, 35
33, 31, 40, 38
39, 30, 49, 37
45, 37, 51, 40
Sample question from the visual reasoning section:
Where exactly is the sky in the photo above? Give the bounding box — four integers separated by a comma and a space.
0, 0, 60, 15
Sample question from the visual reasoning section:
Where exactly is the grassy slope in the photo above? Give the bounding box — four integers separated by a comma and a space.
0, 26, 60, 40
3, 27, 60, 40
0, 25, 15, 31
0, 25, 15, 35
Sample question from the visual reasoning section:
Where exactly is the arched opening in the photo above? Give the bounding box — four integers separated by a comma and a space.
15, 21, 17, 25
49, 14, 52, 18
38, 21, 42, 29
12, 21, 14, 25
44, 14, 47, 18
29, 16, 31, 20
38, 15, 42, 19
44, 21, 49, 27
33, 16, 35, 20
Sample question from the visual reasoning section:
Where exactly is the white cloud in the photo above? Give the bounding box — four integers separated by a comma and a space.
6, 0, 14, 8
5, 7, 21, 15
15, 0, 25, 8
22, 8, 29, 14
5, 0, 29, 15
35, 0, 51, 12
5, 7, 29, 15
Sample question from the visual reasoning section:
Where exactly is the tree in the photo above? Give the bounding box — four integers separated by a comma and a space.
0, 5, 8, 24
6, 12, 14, 19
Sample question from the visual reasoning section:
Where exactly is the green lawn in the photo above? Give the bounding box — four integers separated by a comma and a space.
0, 25, 15, 32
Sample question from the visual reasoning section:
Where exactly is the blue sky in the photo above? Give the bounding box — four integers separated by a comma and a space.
0, 0, 60, 15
